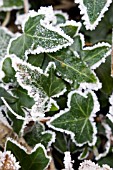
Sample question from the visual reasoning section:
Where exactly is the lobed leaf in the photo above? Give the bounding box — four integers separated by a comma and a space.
70, 34, 111, 69
24, 121, 55, 149
47, 90, 100, 146
8, 8, 73, 60
6, 138, 50, 170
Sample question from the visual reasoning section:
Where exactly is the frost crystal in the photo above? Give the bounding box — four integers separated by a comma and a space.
63, 151, 74, 170
0, 151, 20, 170
78, 160, 112, 170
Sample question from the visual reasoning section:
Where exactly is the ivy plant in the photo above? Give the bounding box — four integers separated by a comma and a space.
0, 1, 113, 169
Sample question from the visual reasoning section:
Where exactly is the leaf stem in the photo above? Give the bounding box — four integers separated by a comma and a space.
2, 11, 10, 27
24, 0, 29, 13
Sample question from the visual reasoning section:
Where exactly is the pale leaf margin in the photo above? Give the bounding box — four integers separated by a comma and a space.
95, 122, 111, 160
47, 90, 100, 147
59, 20, 82, 36
5, 137, 51, 170
8, 7, 74, 59
0, 1, 24, 11
75, 0, 112, 30
74, 33, 111, 70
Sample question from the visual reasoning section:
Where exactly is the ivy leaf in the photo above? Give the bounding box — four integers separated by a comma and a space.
53, 131, 80, 154
0, 0, 24, 11
9, 8, 73, 60
1, 86, 35, 134
11, 56, 66, 118
24, 121, 55, 149
0, 27, 13, 61
54, 10, 69, 24
60, 21, 81, 38
6, 138, 50, 170
47, 90, 100, 146
75, 0, 112, 30
70, 34, 111, 69
2, 57, 16, 83
45, 49, 97, 85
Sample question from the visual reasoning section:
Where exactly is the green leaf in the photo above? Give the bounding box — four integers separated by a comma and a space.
6, 138, 50, 170
55, 11, 68, 24
0, 0, 24, 11
98, 153, 113, 168
24, 121, 55, 149
0, 86, 17, 105
2, 57, 16, 83
11, 56, 66, 118
9, 10, 73, 60
70, 34, 111, 69
53, 131, 80, 154
0, 27, 13, 60
95, 56, 113, 95
60, 21, 81, 38
75, 0, 112, 30
27, 53, 44, 67
46, 49, 97, 84
1, 86, 35, 134
48, 90, 99, 146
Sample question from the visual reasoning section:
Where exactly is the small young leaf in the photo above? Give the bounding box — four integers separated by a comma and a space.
60, 21, 81, 38
2, 57, 16, 83
47, 90, 100, 146
70, 34, 111, 69
24, 121, 55, 149
75, 0, 112, 30
6, 138, 50, 170
0, 0, 24, 11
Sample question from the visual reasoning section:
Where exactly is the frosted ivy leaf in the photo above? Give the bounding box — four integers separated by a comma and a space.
45, 48, 98, 88
47, 90, 100, 146
75, 0, 112, 30
8, 7, 73, 60
0, 27, 14, 61
70, 34, 111, 70
11, 56, 66, 119
6, 138, 51, 170
0, 0, 24, 11
23, 121, 55, 149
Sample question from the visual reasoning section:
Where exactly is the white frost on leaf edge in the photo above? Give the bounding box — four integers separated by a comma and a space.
95, 122, 111, 160
0, 105, 11, 128
41, 130, 56, 150
5, 137, 51, 169
78, 148, 89, 160
75, 0, 112, 30
27, 18, 73, 56
62, 151, 74, 170
1, 97, 26, 120
59, 20, 82, 36
75, 33, 111, 70
47, 90, 100, 147
79, 71, 102, 91
109, 93, 113, 115
54, 10, 69, 24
